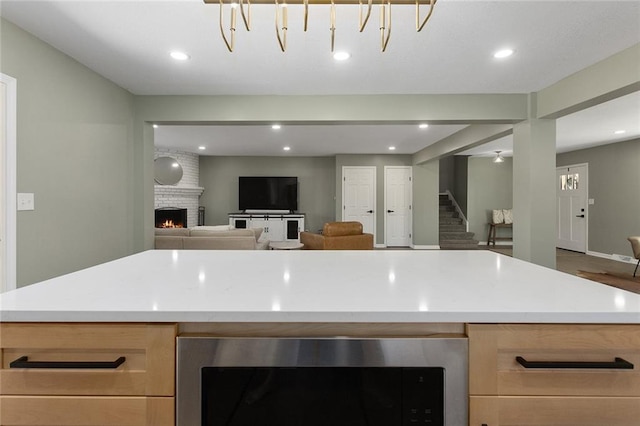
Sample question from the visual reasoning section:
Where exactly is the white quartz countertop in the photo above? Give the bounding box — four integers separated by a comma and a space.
1, 250, 639, 323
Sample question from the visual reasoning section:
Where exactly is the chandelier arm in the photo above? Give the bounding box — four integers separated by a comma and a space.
239, 0, 251, 31
380, 0, 391, 52
358, 0, 372, 32
330, 0, 336, 52
275, 0, 288, 52
304, 0, 309, 31
219, 0, 236, 52
416, 0, 436, 32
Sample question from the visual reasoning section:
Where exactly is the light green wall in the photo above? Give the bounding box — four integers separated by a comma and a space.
199, 156, 336, 233
439, 156, 455, 193
335, 155, 413, 245
0, 19, 135, 287
453, 156, 469, 217
412, 160, 440, 246
467, 157, 513, 243
557, 139, 640, 257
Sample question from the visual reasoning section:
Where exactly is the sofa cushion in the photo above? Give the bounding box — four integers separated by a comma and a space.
323, 221, 363, 237
252, 227, 264, 241
190, 228, 255, 238
190, 225, 233, 232
155, 227, 190, 237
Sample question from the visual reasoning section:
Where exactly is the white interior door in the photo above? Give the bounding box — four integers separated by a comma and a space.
557, 164, 588, 252
1, 73, 17, 293
342, 167, 376, 237
385, 166, 412, 247
0, 80, 5, 292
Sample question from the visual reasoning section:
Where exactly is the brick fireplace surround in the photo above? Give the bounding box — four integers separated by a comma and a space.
154, 149, 204, 227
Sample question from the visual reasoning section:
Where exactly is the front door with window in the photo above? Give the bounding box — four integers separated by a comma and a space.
556, 164, 588, 252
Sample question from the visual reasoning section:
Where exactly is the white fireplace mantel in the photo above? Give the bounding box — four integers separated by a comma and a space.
154, 185, 205, 197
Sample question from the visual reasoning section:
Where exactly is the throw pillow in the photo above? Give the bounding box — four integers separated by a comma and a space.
492, 209, 504, 224
503, 209, 513, 225
252, 227, 264, 242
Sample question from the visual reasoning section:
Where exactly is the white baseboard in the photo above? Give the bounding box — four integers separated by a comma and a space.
411, 245, 441, 250
587, 250, 638, 265
479, 241, 512, 246
374, 244, 387, 249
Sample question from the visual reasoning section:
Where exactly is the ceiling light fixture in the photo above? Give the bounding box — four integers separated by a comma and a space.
333, 51, 350, 61
419, 123, 429, 129
198, 146, 206, 150
205, 0, 438, 53
272, 124, 282, 130
614, 130, 626, 134
493, 151, 505, 163
493, 48, 514, 59
388, 146, 396, 151
170, 51, 190, 61
283, 146, 291, 151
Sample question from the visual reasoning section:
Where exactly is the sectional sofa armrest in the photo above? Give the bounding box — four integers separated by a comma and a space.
324, 234, 374, 250
155, 236, 184, 249
300, 232, 326, 250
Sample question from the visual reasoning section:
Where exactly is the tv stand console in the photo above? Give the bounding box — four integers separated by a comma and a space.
229, 213, 305, 243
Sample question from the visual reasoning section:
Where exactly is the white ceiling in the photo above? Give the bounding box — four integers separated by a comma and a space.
2, 0, 639, 157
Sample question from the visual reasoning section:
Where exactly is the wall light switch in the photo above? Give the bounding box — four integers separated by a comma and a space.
17, 193, 35, 211
588, 198, 595, 205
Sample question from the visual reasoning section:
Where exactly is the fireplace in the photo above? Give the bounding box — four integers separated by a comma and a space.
155, 208, 187, 228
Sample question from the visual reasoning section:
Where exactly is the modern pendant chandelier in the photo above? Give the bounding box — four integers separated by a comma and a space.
206, 0, 437, 53
493, 151, 505, 163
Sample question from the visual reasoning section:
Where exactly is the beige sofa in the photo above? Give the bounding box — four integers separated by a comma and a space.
155, 226, 268, 250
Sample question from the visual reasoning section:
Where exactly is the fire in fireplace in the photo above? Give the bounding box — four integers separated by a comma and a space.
155, 208, 187, 228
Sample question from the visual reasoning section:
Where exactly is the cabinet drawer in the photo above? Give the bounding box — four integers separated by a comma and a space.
0, 396, 174, 426
470, 396, 640, 426
0, 323, 176, 396
468, 324, 640, 397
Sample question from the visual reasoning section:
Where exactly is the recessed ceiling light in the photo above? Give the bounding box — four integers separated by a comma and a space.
614, 130, 626, 134
272, 124, 281, 130
388, 146, 396, 151
283, 146, 291, 151
198, 146, 206, 150
333, 51, 351, 61
419, 123, 429, 129
170, 51, 190, 61
493, 49, 514, 59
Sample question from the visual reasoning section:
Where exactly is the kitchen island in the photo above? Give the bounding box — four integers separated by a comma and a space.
1, 250, 639, 425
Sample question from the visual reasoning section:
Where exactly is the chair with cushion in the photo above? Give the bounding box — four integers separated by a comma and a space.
628, 236, 640, 277
300, 221, 374, 250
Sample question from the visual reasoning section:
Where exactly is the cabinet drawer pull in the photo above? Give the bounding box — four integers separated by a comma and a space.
9, 356, 126, 369
516, 356, 633, 369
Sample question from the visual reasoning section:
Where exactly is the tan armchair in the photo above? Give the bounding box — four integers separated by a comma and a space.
628, 236, 640, 277
300, 221, 374, 250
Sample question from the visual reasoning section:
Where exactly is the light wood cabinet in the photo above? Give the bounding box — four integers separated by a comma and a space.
468, 324, 640, 426
0, 323, 177, 426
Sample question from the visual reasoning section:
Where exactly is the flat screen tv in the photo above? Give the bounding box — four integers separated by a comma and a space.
239, 176, 298, 212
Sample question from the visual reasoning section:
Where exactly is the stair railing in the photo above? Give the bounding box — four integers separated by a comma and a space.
442, 190, 469, 232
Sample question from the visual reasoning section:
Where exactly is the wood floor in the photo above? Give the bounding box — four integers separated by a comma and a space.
487, 246, 638, 277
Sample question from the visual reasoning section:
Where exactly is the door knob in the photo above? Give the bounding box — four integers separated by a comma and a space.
387, 210, 394, 213
576, 214, 585, 218
366, 210, 374, 213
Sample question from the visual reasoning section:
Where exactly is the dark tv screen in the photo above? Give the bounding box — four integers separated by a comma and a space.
239, 177, 298, 212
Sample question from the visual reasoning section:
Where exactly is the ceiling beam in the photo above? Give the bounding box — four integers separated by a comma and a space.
536, 43, 640, 119
412, 124, 513, 164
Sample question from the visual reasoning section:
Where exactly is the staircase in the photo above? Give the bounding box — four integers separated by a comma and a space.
439, 194, 479, 250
